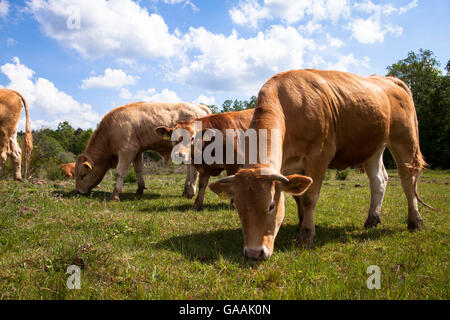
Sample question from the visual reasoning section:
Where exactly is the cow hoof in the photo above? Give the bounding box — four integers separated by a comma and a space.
136, 188, 145, 197
297, 228, 315, 249
111, 194, 120, 201
186, 192, 195, 199
364, 214, 381, 229
183, 188, 195, 199
407, 217, 422, 232
193, 203, 204, 211
14, 177, 23, 182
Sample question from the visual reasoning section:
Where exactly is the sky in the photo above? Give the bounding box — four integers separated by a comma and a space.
0, 0, 448, 130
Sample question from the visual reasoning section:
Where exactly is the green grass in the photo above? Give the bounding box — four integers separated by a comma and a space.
0, 168, 448, 299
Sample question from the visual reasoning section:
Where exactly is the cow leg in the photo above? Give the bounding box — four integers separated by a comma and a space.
363, 148, 388, 228
9, 130, 23, 181
388, 144, 423, 231
193, 173, 210, 211
297, 159, 328, 249
0, 129, 8, 174
183, 164, 198, 199
111, 152, 135, 201
293, 196, 304, 224
0, 152, 6, 174
133, 152, 146, 196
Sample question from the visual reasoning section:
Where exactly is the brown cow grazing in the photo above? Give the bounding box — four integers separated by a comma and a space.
74, 102, 210, 200
60, 162, 76, 179
155, 109, 254, 210
209, 69, 433, 260
0, 89, 32, 180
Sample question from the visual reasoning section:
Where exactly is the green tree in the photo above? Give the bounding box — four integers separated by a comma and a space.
221, 96, 257, 113
221, 100, 233, 112
71, 128, 93, 155
245, 96, 257, 109
386, 49, 449, 168
51, 121, 75, 151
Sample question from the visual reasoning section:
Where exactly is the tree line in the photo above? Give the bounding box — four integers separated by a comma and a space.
13, 49, 449, 177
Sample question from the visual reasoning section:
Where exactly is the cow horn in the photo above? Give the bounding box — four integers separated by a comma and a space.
259, 168, 290, 183
83, 161, 92, 171
215, 175, 236, 184
266, 173, 289, 183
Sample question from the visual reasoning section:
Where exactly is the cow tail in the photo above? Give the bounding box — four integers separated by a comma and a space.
19, 93, 33, 179
408, 100, 437, 211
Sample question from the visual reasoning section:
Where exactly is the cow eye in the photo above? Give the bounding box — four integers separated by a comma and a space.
268, 201, 276, 214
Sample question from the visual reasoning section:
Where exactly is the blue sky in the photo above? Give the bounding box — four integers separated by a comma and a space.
0, 0, 448, 129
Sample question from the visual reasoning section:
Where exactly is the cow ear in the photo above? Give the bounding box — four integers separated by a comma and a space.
280, 174, 313, 195
209, 180, 235, 200
83, 161, 93, 171
155, 126, 173, 141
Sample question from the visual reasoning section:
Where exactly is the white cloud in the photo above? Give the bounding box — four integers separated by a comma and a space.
230, 0, 413, 46
326, 33, 344, 48
0, 57, 100, 129
27, 0, 183, 59
120, 87, 181, 102
354, 0, 418, 16
306, 53, 370, 72
299, 21, 322, 35
229, 0, 351, 28
170, 25, 315, 94
156, 0, 198, 12
385, 24, 403, 37
348, 0, 415, 44
195, 94, 215, 106
81, 68, 139, 89
326, 54, 370, 71
349, 17, 402, 44
0, 0, 9, 18
6, 37, 17, 47
229, 0, 269, 28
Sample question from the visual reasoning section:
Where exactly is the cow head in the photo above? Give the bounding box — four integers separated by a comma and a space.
74, 154, 108, 194
155, 121, 198, 164
209, 168, 312, 260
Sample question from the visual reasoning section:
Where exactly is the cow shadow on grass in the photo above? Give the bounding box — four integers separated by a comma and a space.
138, 202, 232, 213
51, 190, 166, 202
155, 223, 398, 265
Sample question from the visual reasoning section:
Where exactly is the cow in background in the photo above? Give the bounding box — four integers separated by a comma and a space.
74, 102, 210, 200
0, 89, 32, 180
155, 109, 254, 210
60, 162, 76, 179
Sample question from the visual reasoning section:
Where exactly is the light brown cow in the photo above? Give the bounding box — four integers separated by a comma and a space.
60, 162, 76, 179
209, 69, 433, 260
0, 89, 32, 180
74, 102, 210, 200
155, 109, 254, 210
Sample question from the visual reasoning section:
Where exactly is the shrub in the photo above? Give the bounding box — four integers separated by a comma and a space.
56, 151, 76, 164
335, 169, 349, 181
45, 159, 65, 181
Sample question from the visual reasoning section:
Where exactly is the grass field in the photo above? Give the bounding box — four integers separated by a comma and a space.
0, 167, 448, 299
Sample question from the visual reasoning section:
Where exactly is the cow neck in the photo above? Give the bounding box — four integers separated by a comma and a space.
245, 105, 285, 174
84, 129, 111, 166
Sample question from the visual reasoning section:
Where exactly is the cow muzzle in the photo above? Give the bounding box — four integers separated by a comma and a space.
244, 246, 271, 260
75, 189, 89, 195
